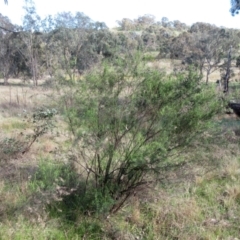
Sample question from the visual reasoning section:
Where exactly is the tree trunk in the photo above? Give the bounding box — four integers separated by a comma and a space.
31, 56, 38, 86
4, 76, 8, 85
223, 47, 232, 93
3, 70, 9, 85
206, 69, 210, 84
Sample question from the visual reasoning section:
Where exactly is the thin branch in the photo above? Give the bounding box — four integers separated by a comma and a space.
0, 25, 18, 33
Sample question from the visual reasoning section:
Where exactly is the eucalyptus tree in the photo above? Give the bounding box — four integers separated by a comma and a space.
173, 20, 188, 30
0, 14, 21, 84
117, 15, 156, 31
0, 33, 17, 84
169, 24, 239, 83
75, 19, 112, 73
47, 12, 102, 80
155, 28, 176, 59
19, 0, 44, 86
116, 18, 135, 31
0, 10, 17, 32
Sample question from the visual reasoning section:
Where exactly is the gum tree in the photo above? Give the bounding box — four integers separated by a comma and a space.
47, 12, 95, 80
0, 14, 21, 84
170, 25, 238, 84
19, 0, 43, 86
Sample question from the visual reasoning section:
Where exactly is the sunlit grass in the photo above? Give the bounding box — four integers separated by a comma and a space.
0, 118, 28, 132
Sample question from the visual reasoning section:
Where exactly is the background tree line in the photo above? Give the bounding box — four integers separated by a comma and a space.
1, 0, 240, 86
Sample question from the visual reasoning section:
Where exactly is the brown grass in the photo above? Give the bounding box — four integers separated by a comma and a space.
146, 59, 240, 84
0, 85, 54, 117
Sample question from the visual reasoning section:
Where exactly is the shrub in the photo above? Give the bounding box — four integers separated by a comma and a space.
0, 136, 28, 161
61, 56, 221, 214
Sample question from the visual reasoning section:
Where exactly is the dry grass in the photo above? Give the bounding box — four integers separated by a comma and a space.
147, 59, 240, 85
102, 133, 240, 239
146, 59, 180, 74
0, 84, 54, 117
0, 118, 28, 132
0, 83, 63, 185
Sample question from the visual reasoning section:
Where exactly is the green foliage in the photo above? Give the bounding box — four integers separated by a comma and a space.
142, 53, 156, 62
0, 136, 27, 161
32, 107, 57, 124
0, 217, 103, 239
30, 158, 76, 192
22, 107, 57, 153
61, 56, 221, 214
1, 137, 24, 155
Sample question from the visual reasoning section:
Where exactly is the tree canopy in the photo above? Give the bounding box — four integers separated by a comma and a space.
230, 0, 240, 15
